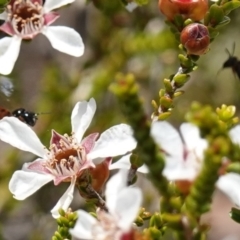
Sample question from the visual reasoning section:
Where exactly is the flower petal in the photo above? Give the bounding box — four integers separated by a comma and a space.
163, 156, 197, 181
89, 124, 137, 160
71, 98, 96, 142
0, 11, 7, 20
151, 121, 183, 158
180, 123, 208, 159
217, 173, 240, 206
105, 170, 128, 212
9, 170, 53, 200
229, 125, 240, 145
116, 188, 142, 230
125, 2, 138, 12
42, 26, 84, 57
82, 133, 99, 154
51, 177, 76, 218
109, 154, 149, 174
0, 117, 46, 157
69, 210, 96, 239
0, 36, 21, 75
44, 12, 59, 26
43, 0, 75, 13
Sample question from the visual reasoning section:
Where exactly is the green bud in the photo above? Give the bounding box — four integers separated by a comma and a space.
184, 18, 194, 27
173, 91, 184, 98
151, 100, 158, 110
149, 213, 163, 227
58, 208, 66, 217
170, 197, 183, 210
160, 96, 173, 109
158, 111, 171, 120
161, 213, 182, 229
58, 216, 70, 226
146, 227, 163, 240
53, 231, 62, 240
230, 207, 240, 224
159, 89, 166, 97
135, 216, 144, 226
173, 73, 189, 87
178, 54, 193, 68
163, 78, 173, 93
216, 105, 236, 121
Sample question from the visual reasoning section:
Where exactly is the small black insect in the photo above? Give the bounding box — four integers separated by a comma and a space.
0, 107, 38, 126
222, 43, 240, 79
12, 108, 38, 126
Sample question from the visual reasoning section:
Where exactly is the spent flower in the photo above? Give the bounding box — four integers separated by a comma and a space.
0, 0, 84, 75
0, 98, 136, 218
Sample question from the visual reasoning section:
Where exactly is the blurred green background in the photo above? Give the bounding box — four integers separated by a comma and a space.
1, 0, 240, 239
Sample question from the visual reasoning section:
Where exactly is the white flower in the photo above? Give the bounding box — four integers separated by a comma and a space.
0, 0, 84, 75
0, 98, 136, 218
151, 121, 208, 181
69, 170, 142, 240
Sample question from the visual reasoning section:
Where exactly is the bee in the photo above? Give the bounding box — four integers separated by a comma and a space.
222, 43, 240, 79
0, 107, 38, 126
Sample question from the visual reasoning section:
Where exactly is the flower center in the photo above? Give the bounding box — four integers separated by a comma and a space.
7, 0, 44, 38
92, 210, 120, 240
44, 134, 88, 179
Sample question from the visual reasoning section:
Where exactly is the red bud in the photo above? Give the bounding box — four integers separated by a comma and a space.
180, 23, 210, 55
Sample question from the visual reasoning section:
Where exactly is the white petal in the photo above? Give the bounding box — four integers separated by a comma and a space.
109, 154, 149, 174
0, 117, 46, 157
116, 188, 142, 230
217, 173, 240, 206
163, 156, 196, 181
105, 170, 128, 212
42, 26, 84, 57
69, 210, 96, 239
9, 170, 53, 200
71, 98, 96, 142
229, 125, 240, 145
180, 123, 208, 159
43, 0, 75, 13
51, 177, 76, 218
89, 124, 137, 160
0, 11, 7, 20
125, 2, 138, 12
151, 121, 183, 158
0, 36, 21, 75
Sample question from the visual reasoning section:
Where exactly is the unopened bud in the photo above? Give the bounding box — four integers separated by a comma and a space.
180, 23, 210, 55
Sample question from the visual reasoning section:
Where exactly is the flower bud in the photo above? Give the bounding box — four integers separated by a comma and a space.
180, 23, 210, 55
159, 0, 208, 21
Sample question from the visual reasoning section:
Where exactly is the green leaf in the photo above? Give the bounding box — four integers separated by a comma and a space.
222, 1, 240, 15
